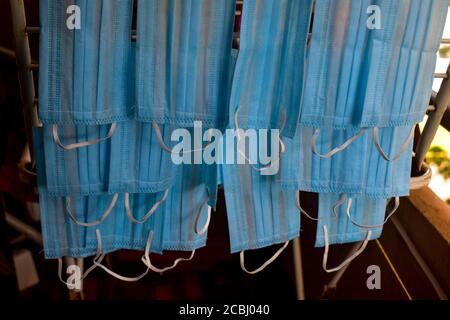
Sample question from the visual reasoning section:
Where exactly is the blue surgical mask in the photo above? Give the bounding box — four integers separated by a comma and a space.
161, 164, 211, 252
135, 0, 236, 130
221, 160, 299, 274
229, 0, 313, 138
40, 121, 177, 197
300, 0, 447, 131
279, 125, 414, 198
39, 0, 134, 125
314, 193, 389, 273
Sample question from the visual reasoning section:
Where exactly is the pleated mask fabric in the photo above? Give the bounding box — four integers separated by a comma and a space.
222, 162, 299, 254
135, 0, 236, 129
41, 121, 177, 196
279, 125, 414, 198
39, 0, 134, 124
34, 127, 167, 258
108, 121, 177, 194
315, 193, 386, 247
300, 0, 448, 129
42, 123, 117, 196
161, 164, 211, 252
38, 192, 166, 259
229, 0, 313, 138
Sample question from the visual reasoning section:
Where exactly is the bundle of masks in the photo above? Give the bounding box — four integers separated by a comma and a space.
35, 0, 448, 282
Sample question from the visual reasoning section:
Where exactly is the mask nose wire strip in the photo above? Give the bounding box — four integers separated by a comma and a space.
151, 121, 212, 154
373, 126, 415, 162
124, 189, 170, 224
234, 106, 286, 172
65, 193, 119, 227
91, 229, 151, 281
52, 123, 117, 151
311, 128, 366, 158
346, 196, 400, 229
195, 187, 212, 236
295, 192, 318, 221
240, 241, 290, 275
322, 225, 371, 273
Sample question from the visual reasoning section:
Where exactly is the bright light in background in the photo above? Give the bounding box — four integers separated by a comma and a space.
423, 7, 450, 204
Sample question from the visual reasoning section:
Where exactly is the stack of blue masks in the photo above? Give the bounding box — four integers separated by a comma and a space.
35, 0, 448, 279
283, 0, 447, 273
36, 126, 210, 276
34, 127, 166, 259
36, 0, 219, 281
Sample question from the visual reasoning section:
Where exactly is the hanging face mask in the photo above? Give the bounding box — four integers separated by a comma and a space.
279, 125, 414, 198
359, 0, 448, 127
363, 125, 414, 198
135, 0, 236, 130
315, 194, 393, 247
300, 0, 447, 130
221, 161, 299, 274
230, 0, 313, 138
161, 164, 211, 252
279, 127, 369, 195
40, 120, 177, 197
39, 0, 134, 125
314, 193, 391, 273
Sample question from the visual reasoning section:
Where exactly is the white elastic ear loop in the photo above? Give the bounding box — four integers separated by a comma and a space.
91, 229, 151, 282
311, 128, 366, 158
373, 126, 415, 162
234, 106, 286, 172
124, 189, 169, 224
151, 121, 212, 154
346, 196, 400, 229
195, 187, 212, 236
295, 192, 318, 221
65, 194, 119, 227
322, 225, 371, 273
53, 123, 117, 151
141, 232, 196, 274
332, 193, 347, 218
240, 241, 290, 275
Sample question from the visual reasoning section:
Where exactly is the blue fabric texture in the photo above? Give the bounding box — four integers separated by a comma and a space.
41, 122, 177, 196
34, 127, 166, 258
279, 125, 414, 198
34, 1, 440, 264
315, 194, 386, 247
229, 0, 313, 138
135, 0, 236, 129
300, 0, 448, 129
161, 164, 211, 252
39, 0, 135, 124
222, 162, 300, 253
